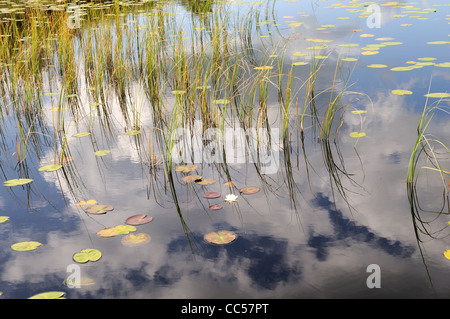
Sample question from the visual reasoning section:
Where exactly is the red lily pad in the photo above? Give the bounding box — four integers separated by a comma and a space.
209, 204, 223, 210
125, 214, 153, 226
204, 230, 237, 245
182, 175, 202, 183
239, 186, 260, 195
203, 192, 221, 199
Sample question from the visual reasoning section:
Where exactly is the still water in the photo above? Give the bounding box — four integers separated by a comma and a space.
0, 0, 450, 299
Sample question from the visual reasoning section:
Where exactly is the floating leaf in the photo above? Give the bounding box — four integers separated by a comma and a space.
125, 214, 153, 226
121, 233, 151, 246
11, 241, 42, 251
203, 192, 221, 199
195, 179, 216, 186
349, 132, 366, 138
444, 250, 450, 260
73, 249, 102, 263
254, 65, 273, 70
391, 89, 413, 95
427, 41, 450, 44
95, 150, 110, 156
424, 93, 450, 98
367, 64, 387, 68
182, 175, 202, 183
209, 204, 223, 210
338, 43, 359, 47
0, 216, 9, 223
224, 181, 235, 187
97, 225, 136, 237
38, 164, 62, 172
86, 204, 114, 215
351, 110, 367, 114
175, 164, 198, 173
204, 230, 237, 245
28, 291, 65, 299
4, 179, 33, 187
361, 51, 379, 55
73, 132, 91, 138
292, 61, 308, 66
341, 58, 358, 62
390, 66, 414, 71
124, 130, 141, 136
293, 51, 307, 56
213, 99, 230, 105
172, 90, 186, 94
239, 186, 260, 195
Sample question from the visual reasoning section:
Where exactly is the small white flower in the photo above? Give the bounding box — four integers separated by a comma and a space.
224, 194, 238, 203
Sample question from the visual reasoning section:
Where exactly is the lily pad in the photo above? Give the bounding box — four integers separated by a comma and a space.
209, 204, 223, 210
73, 249, 102, 263
254, 65, 273, 70
367, 64, 387, 68
444, 250, 450, 260
239, 186, 260, 195
204, 230, 237, 245
73, 132, 91, 138
182, 175, 202, 183
125, 214, 153, 226
175, 164, 198, 173
424, 93, 450, 98
124, 130, 141, 136
349, 132, 366, 138
38, 164, 62, 172
86, 205, 114, 215
121, 233, 151, 246
213, 99, 230, 105
97, 225, 136, 237
11, 241, 42, 251
95, 150, 110, 156
195, 179, 216, 186
203, 192, 221, 199
28, 291, 65, 299
0, 216, 9, 223
4, 179, 33, 187
391, 89, 413, 95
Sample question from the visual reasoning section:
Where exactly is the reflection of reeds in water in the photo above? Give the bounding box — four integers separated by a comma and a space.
0, 1, 367, 232
407, 88, 450, 242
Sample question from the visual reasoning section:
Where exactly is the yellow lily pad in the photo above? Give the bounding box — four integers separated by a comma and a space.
424, 93, 450, 98
349, 132, 366, 138
11, 241, 42, 251
391, 89, 413, 95
4, 179, 33, 187
38, 164, 62, 172
0, 216, 9, 223
28, 291, 65, 299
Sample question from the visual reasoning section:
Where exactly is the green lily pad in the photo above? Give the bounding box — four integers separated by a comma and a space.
73, 248, 102, 263
73, 132, 91, 138
391, 89, 413, 95
0, 216, 9, 223
95, 150, 110, 156
204, 230, 237, 245
213, 99, 230, 105
86, 205, 114, 215
38, 164, 62, 172
349, 132, 366, 138
4, 179, 33, 187
124, 130, 141, 136
28, 291, 65, 299
11, 241, 42, 251
121, 233, 151, 246
424, 93, 450, 98
239, 186, 260, 195
97, 225, 136, 237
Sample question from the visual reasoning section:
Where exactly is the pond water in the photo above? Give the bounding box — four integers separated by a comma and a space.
0, 0, 450, 299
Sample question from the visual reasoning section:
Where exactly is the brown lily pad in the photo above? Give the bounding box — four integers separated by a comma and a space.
121, 233, 151, 246
182, 175, 202, 183
125, 214, 153, 226
86, 205, 114, 215
195, 179, 216, 186
209, 204, 223, 210
239, 186, 260, 195
203, 192, 221, 199
175, 164, 198, 173
97, 225, 136, 237
204, 230, 237, 245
